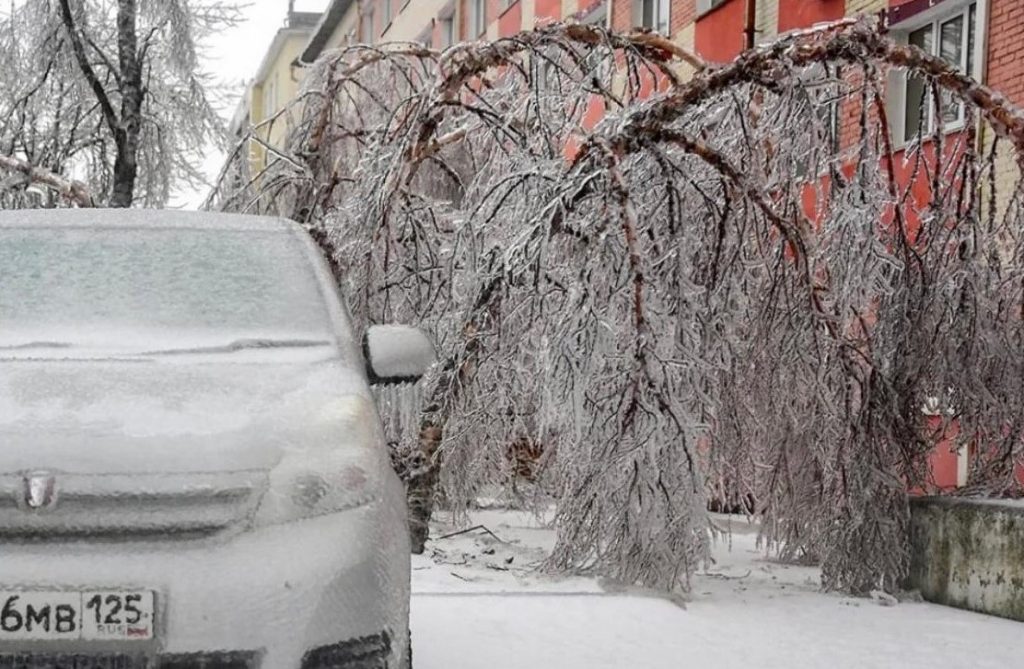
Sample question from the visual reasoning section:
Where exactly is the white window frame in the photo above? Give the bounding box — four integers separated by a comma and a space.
470, 0, 487, 37
633, 0, 670, 35
580, 0, 609, 27
794, 63, 842, 178
696, 0, 729, 17
577, 2, 610, 74
360, 5, 375, 43
890, 0, 987, 146
438, 12, 455, 48
956, 444, 970, 488
262, 72, 278, 116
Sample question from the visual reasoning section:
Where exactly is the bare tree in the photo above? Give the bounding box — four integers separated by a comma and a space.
0, 0, 240, 207
215, 19, 1024, 594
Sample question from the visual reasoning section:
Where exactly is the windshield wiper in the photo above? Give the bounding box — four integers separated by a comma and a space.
0, 341, 74, 350
140, 338, 334, 356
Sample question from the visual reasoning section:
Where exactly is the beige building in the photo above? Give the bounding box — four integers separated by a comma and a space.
228, 8, 321, 173
298, 0, 359, 63
230, 1, 608, 175
299, 0, 456, 66
299, 1, 609, 64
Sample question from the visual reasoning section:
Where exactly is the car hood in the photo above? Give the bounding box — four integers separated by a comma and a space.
0, 356, 374, 474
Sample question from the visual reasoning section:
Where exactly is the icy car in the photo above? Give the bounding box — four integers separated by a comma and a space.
0, 210, 432, 668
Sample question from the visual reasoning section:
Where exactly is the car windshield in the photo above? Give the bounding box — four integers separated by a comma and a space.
0, 226, 334, 352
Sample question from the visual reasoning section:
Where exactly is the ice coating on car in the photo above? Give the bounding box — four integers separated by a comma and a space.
0, 210, 412, 668
0, 212, 333, 349
365, 325, 437, 381
0, 360, 371, 465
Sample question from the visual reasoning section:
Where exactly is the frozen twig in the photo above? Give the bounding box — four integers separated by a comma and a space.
436, 525, 508, 544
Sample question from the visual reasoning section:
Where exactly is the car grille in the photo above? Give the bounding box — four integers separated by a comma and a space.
301, 632, 391, 669
156, 651, 261, 668
0, 652, 260, 668
0, 656, 145, 669
0, 471, 267, 541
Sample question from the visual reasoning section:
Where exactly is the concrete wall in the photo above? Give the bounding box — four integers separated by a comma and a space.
909, 497, 1024, 621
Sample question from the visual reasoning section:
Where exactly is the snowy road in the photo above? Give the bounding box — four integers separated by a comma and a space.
411, 511, 1021, 669
411, 589, 1020, 669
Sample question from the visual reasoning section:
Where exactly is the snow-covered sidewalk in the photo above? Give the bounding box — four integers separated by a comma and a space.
411, 509, 1020, 668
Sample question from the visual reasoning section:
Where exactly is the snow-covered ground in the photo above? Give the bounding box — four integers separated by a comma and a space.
411, 509, 1020, 668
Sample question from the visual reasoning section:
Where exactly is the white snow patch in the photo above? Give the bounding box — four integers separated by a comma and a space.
411, 509, 1023, 668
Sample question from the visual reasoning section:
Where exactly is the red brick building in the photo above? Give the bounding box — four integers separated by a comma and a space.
308, 0, 1022, 490
622, 0, 1021, 492
343, 0, 1020, 152
335, 0, 1020, 120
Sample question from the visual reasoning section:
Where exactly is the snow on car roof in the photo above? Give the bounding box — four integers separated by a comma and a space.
0, 208, 296, 232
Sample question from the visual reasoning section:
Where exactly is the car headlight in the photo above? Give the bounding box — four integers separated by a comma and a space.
254, 395, 391, 526
255, 452, 383, 526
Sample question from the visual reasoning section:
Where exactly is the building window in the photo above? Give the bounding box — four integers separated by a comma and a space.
535, 58, 558, 91
899, 2, 977, 142
578, 2, 609, 73
265, 73, 279, 115
696, 0, 729, 17
381, 0, 392, 28
794, 64, 842, 178
470, 0, 487, 37
635, 0, 670, 34
580, 0, 608, 26
439, 13, 455, 48
361, 5, 375, 42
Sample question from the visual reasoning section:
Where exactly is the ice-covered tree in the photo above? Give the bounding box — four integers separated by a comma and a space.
215, 19, 1024, 594
0, 0, 239, 207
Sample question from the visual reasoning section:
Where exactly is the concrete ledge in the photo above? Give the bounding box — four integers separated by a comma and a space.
909, 496, 1024, 621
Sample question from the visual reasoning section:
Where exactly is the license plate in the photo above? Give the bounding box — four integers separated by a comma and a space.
0, 590, 155, 641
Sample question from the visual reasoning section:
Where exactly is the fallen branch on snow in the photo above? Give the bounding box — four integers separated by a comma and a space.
435, 525, 508, 544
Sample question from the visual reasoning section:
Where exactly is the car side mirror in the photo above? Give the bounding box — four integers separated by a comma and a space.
363, 325, 436, 385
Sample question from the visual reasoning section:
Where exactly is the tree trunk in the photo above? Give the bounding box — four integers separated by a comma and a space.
110, 0, 142, 208
58, 0, 142, 208
406, 272, 502, 553
407, 422, 443, 553
109, 131, 137, 209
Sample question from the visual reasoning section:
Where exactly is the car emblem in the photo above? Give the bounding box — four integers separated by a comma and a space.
21, 472, 58, 511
